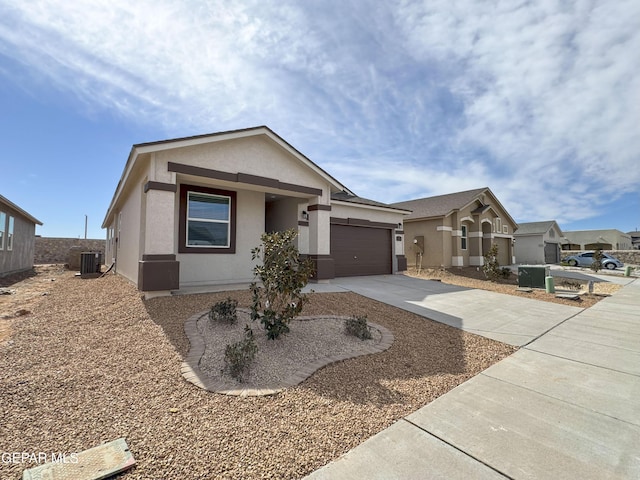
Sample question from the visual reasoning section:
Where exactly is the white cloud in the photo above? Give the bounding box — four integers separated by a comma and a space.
0, 0, 638, 227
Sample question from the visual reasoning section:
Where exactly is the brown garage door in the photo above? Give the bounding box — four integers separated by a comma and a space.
331, 224, 392, 277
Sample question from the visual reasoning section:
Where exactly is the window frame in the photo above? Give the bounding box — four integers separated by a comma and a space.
7, 215, 14, 251
0, 211, 5, 250
461, 224, 468, 250
179, 184, 237, 254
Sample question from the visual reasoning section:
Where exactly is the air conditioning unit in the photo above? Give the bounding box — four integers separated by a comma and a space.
80, 252, 102, 278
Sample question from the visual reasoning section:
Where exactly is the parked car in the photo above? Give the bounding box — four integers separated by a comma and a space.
562, 251, 624, 270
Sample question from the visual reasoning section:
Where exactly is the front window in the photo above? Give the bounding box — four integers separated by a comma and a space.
7, 216, 14, 251
179, 185, 236, 254
461, 225, 468, 250
187, 192, 231, 247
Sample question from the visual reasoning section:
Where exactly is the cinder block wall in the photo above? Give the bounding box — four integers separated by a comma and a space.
34, 237, 106, 265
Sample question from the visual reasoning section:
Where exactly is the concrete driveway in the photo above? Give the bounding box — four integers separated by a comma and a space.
306, 277, 640, 479
308, 274, 583, 346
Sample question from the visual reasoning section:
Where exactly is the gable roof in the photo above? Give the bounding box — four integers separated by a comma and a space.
0, 194, 42, 225
103, 126, 355, 228
515, 221, 562, 236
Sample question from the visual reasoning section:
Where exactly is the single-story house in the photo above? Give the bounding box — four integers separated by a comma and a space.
560, 229, 632, 250
514, 220, 563, 264
0, 194, 42, 277
102, 126, 409, 295
391, 187, 517, 268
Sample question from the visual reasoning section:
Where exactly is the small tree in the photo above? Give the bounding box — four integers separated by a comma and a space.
590, 248, 604, 273
481, 243, 501, 282
250, 229, 315, 339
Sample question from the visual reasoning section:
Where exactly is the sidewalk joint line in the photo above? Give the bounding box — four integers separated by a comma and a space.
401, 418, 514, 480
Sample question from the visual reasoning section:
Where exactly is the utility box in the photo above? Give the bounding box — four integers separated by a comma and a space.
518, 265, 549, 288
80, 252, 102, 278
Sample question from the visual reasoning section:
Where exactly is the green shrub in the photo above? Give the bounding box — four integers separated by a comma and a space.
209, 297, 238, 324
500, 267, 512, 279
345, 315, 372, 340
481, 243, 501, 282
223, 325, 258, 382
250, 229, 315, 340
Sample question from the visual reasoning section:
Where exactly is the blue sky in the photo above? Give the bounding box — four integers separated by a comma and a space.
1, 0, 638, 239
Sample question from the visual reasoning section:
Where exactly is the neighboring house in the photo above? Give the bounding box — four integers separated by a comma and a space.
391, 187, 517, 268
627, 231, 640, 250
560, 229, 632, 250
514, 220, 563, 264
0, 194, 42, 277
102, 126, 409, 294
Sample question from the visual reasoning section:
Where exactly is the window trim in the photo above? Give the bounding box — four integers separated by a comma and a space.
179, 184, 237, 254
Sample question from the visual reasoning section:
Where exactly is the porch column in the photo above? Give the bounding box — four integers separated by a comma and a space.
308, 200, 334, 281
469, 215, 484, 266
138, 178, 180, 292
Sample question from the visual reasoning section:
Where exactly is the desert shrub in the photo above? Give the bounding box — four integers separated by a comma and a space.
250, 229, 315, 340
223, 325, 258, 381
481, 244, 501, 282
345, 315, 372, 340
590, 248, 604, 273
209, 297, 238, 324
500, 267, 512, 279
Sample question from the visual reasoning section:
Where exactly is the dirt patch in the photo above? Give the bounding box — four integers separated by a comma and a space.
406, 267, 621, 308
0, 264, 72, 343
0, 273, 515, 479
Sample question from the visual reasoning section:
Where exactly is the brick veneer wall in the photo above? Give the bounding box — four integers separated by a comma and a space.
561, 250, 640, 265
34, 237, 106, 267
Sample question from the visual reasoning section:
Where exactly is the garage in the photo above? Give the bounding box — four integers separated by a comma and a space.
331, 224, 392, 277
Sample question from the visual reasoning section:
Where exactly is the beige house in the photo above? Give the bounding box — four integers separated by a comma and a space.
102, 126, 409, 295
561, 229, 632, 250
391, 188, 517, 268
514, 220, 563, 264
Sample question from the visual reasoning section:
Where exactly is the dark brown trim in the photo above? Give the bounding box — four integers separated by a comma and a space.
178, 184, 237, 254
169, 162, 237, 182
168, 161, 323, 196
138, 259, 180, 291
144, 181, 177, 193
297, 220, 309, 227
142, 254, 176, 261
330, 217, 396, 229
308, 204, 332, 212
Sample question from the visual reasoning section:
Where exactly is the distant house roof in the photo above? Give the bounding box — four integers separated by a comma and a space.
0, 194, 42, 225
561, 229, 631, 245
390, 187, 516, 227
515, 221, 562, 236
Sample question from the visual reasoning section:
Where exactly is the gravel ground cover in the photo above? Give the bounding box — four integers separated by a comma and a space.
0, 271, 515, 479
406, 267, 621, 308
198, 310, 383, 390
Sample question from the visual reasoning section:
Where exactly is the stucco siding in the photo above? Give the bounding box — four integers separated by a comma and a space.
155, 136, 328, 196
515, 235, 544, 264
114, 179, 143, 285
404, 219, 445, 268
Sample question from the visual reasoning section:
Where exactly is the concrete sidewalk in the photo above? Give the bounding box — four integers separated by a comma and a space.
307, 275, 583, 346
306, 278, 640, 479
